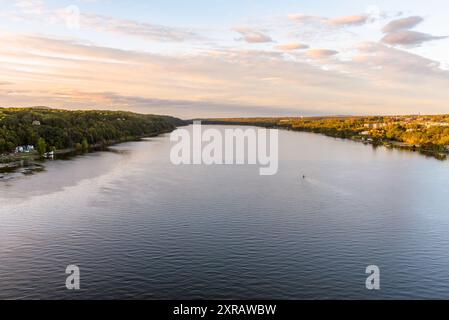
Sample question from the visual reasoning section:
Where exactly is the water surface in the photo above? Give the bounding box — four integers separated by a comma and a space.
1, 125, 449, 299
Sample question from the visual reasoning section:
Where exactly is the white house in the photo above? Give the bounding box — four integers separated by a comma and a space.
15, 145, 35, 153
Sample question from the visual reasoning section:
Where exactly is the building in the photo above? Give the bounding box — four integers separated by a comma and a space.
425, 121, 449, 128
15, 145, 35, 153
32, 120, 41, 126
364, 123, 385, 129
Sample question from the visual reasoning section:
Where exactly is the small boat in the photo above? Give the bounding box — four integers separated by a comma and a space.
44, 151, 54, 158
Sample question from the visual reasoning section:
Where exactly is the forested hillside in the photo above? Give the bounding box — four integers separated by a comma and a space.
0, 108, 185, 154
202, 115, 449, 156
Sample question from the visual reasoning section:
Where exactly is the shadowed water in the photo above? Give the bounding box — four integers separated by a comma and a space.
1, 125, 449, 299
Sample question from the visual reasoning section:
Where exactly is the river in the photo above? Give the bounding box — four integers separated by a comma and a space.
1, 125, 449, 299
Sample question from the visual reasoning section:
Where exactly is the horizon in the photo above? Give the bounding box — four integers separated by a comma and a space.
1, 105, 449, 120
1, 0, 449, 118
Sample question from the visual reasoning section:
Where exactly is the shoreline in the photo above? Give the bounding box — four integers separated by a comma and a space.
0, 108, 187, 167
200, 120, 449, 161
0, 128, 176, 174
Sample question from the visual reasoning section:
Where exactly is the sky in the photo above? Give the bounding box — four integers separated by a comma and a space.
0, 0, 448, 118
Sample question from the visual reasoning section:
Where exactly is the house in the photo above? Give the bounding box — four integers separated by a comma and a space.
425, 121, 449, 128
15, 145, 35, 153
364, 123, 385, 129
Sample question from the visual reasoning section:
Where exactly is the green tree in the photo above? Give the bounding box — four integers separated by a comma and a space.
81, 138, 89, 153
0, 108, 181, 158
75, 143, 82, 152
37, 137, 47, 156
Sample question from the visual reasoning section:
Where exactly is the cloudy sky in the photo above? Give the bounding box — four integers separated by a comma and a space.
0, 0, 448, 118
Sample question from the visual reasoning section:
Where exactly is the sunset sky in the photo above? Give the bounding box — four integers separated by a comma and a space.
0, 0, 448, 118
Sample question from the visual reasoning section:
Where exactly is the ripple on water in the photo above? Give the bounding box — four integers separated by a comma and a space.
1, 127, 449, 299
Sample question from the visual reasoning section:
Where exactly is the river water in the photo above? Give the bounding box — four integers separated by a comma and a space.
1, 125, 449, 299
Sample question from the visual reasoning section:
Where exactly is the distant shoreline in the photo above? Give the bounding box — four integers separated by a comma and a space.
200, 118, 449, 161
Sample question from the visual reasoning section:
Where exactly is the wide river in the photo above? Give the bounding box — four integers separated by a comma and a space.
1, 125, 449, 299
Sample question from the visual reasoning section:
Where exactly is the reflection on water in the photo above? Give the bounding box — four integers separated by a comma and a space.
0, 147, 133, 199
1, 160, 44, 178
1, 126, 449, 299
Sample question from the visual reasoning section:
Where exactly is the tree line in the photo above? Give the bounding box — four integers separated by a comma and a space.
202, 116, 449, 152
0, 108, 185, 154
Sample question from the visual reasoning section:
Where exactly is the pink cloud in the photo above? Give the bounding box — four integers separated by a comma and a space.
328, 15, 369, 27
276, 43, 309, 51
233, 27, 273, 43
382, 16, 424, 33
306, 49, 339, 58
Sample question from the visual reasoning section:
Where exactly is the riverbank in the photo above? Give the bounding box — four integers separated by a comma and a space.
351, 136, 448, 160
0, 108, 187, 168
0, 128, 177, 176
200, 117, 449, 160
0, 108, 186, 158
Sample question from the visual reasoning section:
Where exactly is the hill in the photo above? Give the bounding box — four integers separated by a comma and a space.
0, 108, 186, 155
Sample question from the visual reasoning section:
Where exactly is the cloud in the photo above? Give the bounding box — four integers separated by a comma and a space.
81, 13, 202, 42
0, 88, 314, 117
381, 31, 447, 46
14, 0, 46, 15
275, 43, 309, 51
382, 16, 424, 33
6, 0, 202, 42
58, 91, 307, 117
232, 27, 273, 43
306, 49, 339, 58
352, 42, 449, 82
328, 15, 369, 27
288, 13, 327, 25
289, 13, 372, 27
0, 33, 378, 116
380, 16, 447, 47
2, 31, 449, 117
